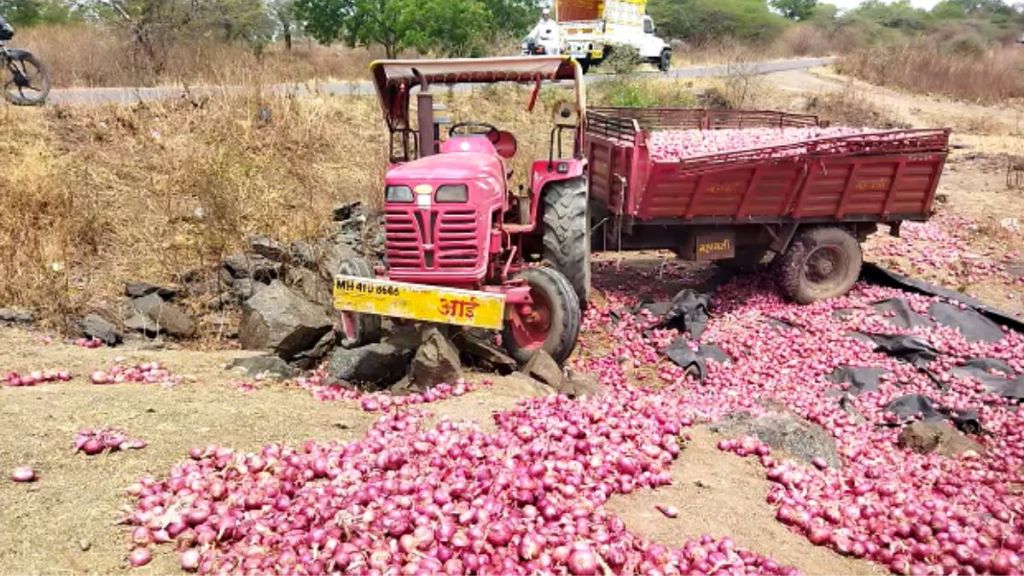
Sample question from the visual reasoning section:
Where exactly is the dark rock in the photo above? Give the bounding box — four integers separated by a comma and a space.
897, 421, 983, 458
288, 241, 317, 268
228, 355, 299, 380
452, 332, 517, 374
124, 282, 177, 301
333, 201, 365, 222
291, 330, 337, 370
711, 409, 840, 468
522, 351, 565, 388
409, 328, 463, 390
131, 294, 197, 339
222, 253, 282, 282
0, 308, 33, 324
124, 313, 161, 336
239, 281, 333, 360
319, 242, 359, 279
327, 343, 413, 388
928, 301, 1004, 343
286, 267, 333, 307
249, 236, 286, 262
80, 313, 122, 345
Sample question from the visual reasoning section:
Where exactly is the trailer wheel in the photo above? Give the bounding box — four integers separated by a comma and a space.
337, 258, 382, 348
503, 267, 582, 365
778, 227, 862, 304
542, 177, 591, 306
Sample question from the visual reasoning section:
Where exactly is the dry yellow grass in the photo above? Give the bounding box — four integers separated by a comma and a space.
16, 24, 380, 88
0, 83, 565, 331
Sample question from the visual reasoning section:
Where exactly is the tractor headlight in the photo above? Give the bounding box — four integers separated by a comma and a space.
385, 185, 413, 203
435, 184, 468, 203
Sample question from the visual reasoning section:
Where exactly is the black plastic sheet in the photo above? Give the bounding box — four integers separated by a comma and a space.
872, 298, 931, 330
928, 301, 1005, 343
953, 358, 1024, 399
654, 289, 711, 339
884, 394, 983, 434
829, 366, 886, 395
662, 339, 732, 382
863, 334, 939, 369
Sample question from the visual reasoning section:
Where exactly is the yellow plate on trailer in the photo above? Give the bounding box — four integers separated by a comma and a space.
333, 276, 506, 330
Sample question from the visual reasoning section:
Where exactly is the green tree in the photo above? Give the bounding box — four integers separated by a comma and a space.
649, 0, 788, 45
0, 0, 76, 25
295, 0, 418, 58
408, 0, 494, 56
770, 0, 818, 21
481, 0, 537, 35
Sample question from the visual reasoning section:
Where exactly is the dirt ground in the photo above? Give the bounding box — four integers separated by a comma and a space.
0, 321, 881, 576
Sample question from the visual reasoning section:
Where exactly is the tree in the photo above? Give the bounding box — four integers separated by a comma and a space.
648, 0, 788, 45
295, 0, 516, 58
0, 0, 76, 25
771, 0, 818, 21
269, 0, 296, 50
295, 0, 418, 58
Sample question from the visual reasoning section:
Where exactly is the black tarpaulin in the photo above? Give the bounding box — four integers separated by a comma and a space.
655, 289, 711, 339
884, 394, 982, 434
873, 298, 932, 329
928, 301, 1005, 343
829, 366, 887, 395
662, 340, 732, 382
862, 263, 1024, 334
953, 358, 1024, 399
864, 334, 939, 369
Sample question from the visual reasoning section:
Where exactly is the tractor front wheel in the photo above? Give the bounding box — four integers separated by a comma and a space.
542, 177, 591, 307
503, 267, 582, 365
337, 258, 382, 348
778, 227, 862, 304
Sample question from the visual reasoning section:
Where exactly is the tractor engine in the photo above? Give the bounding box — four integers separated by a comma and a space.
382, 142, 507, 288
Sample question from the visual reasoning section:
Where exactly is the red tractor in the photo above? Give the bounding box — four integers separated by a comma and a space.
334, 57, 591, 364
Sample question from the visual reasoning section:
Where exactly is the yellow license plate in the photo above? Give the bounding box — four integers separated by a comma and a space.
333, 276, 506, 330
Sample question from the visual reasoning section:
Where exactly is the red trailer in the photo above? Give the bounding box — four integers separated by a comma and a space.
583, 107, 950, 303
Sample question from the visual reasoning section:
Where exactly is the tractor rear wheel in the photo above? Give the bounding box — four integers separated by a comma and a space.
542, 177, 591, 307
778, 227, 862, 304
502, 267, 582, 365
337, 258, 382, 348
658, 49, 672, 73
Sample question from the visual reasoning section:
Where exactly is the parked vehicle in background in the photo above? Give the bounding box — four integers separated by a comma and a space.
522, 0, 671, 73
0, 15, 51, 106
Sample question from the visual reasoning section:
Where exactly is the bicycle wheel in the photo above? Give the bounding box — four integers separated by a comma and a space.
4, 51, 50, 106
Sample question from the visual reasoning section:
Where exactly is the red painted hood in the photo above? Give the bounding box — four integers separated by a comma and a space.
386, 152, 505, 185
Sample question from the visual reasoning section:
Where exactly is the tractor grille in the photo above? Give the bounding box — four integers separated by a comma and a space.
384, 208, 481, 272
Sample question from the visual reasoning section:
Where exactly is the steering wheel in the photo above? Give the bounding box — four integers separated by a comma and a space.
449, 121, 501, 143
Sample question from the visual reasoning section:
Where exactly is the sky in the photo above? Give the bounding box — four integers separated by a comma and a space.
829, 0, 941, 9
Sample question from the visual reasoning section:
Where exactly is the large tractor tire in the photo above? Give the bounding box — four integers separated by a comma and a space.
658, 49, 672, 73
502, 267, 582, 365
542, 177, 591, 307
336, 257, 382, 348
778, 227, 862, 304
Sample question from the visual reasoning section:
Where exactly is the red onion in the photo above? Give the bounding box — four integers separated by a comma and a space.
11, 466, 36, 483
128, 547, 151, 567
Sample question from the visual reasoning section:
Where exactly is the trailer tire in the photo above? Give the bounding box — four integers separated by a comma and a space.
337, 257, 382, 348
542, 177, 591, 307
503, 267, 581, 365
778, 227, 862, 304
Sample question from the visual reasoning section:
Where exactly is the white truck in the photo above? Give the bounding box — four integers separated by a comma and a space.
522, 0, 671, 73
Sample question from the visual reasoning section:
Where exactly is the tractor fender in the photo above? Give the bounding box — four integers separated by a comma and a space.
529, 158, 587, 227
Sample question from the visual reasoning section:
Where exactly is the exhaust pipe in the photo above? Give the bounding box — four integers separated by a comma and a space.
413, 68, 435, 157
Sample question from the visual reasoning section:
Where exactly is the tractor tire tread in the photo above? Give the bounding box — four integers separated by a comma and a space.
778, 226, 862, 305
542, 178, 591, 307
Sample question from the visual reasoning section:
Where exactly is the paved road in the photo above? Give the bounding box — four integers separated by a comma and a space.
48, 57, 834, 106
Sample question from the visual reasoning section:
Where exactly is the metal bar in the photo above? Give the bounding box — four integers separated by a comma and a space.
736, 167, 765, 220
835, 162, 862, 220
881, 160, 907, 219
684, 174, 709, 220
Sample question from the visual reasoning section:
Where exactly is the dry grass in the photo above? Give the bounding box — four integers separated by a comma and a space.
0, 83, 561, 331
838, 41, 1024, 104
16, 24, 379, 88
801, 83, 908, 129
